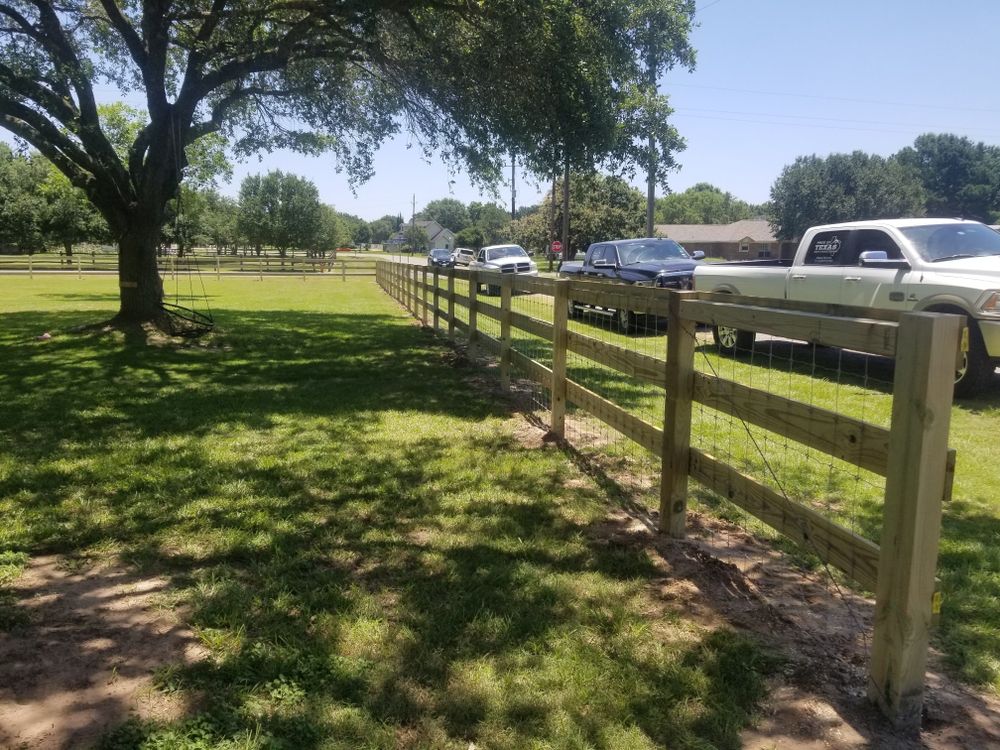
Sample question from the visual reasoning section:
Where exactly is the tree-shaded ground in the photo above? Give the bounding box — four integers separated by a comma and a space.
0, 277, 773, 749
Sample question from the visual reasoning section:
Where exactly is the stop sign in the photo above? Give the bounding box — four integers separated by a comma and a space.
551, 240, 562, 256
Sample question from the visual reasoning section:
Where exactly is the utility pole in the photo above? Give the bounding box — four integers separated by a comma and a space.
548, 171, 556, 272
510, 153, 516, 221
645, 26, 657, 238
561, 155, 570, 261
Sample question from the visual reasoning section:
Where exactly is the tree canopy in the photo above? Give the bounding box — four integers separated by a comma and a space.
656, 183, 761, 225
0, 0, 696, 326
768, 151, 926, 240
511, 173, 644, 258
896, 133, 1000, 222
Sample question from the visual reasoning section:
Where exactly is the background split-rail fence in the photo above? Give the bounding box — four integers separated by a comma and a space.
376, 258, 962, 730
0, 250, 379, 280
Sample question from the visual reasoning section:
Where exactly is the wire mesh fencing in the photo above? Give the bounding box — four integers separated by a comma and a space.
376, 259, 961, 727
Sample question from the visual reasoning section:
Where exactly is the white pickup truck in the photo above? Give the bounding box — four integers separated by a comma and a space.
693, 218, 1000, 396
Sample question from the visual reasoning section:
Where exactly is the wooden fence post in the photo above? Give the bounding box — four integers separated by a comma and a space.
468, 270, 479, 357
447, 270, 456, 341
433, 268, 441, 331
342, 260, 347, 282
216, 256, 221, 280
421, 267, 429, 326
869, 311, 961, 729
550, 278, 569, 437
660, 291, 697, 538
500, 274, 513, 390
77, 258, 82, 279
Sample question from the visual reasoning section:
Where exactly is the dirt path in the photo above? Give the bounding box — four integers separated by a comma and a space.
591, 506, 1000, 750
0, 557, 204, 749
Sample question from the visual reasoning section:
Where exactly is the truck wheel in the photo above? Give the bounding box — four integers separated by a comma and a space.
568, 299, 581, 319
954, 320, 995, 398
487, 283, 500, 296
616, 308, 635, 334
713, 324, 755, 354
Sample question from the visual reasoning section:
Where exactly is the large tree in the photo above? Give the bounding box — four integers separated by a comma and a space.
896, 133, 1000, 222
419, 198, 470, 233
0, 1, 694, 327
656, 183, 760, 225
510, 172, 645, 258
768, 151, 926, 240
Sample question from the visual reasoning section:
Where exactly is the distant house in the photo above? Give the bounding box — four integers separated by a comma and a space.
388, 220, 456, 251
654, 219, 797, 261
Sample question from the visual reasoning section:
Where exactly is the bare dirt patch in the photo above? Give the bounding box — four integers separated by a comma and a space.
0, 556, 205, 749
507, 411, 1000, 750
597, 497, 1000, 750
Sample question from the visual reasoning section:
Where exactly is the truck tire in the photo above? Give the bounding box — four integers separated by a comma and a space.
954, 320, 994, 398
568, 299, 581, 319
616, 308, 636, 334
487, 283, 500, 296
713, 324, 755, 354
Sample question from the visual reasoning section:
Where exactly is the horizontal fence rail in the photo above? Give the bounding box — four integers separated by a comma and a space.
0, 251, 380, 278
376, 259, 961, 731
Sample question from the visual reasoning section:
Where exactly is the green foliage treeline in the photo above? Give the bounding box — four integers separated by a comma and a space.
769, 133, 1000, 239
0, 0, 697, 324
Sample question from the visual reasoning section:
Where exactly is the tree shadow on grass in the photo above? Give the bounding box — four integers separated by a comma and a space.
1, 307, 772, 749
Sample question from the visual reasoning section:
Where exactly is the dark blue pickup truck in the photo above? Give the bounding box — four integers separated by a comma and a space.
559, 237, 704, 332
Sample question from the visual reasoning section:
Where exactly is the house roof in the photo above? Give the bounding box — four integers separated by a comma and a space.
654, 219, 777, 244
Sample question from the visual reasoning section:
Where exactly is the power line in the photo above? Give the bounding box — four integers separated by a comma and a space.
674, 107, 1000, 138
669, 82, 1000, 115
673, 112, 1000, 140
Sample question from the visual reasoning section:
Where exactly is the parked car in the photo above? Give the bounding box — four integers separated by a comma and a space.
693, 218, 1000, 396
469, 243, 539, 294
453, 247, 475, 266
558, 237, 704, 332
427, 248, 454, 268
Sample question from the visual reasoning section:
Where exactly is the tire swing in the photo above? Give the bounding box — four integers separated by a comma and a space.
160, 119, 215, 338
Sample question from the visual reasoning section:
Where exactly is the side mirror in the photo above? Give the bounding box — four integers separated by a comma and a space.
593, 259, 615, 268
691, 250, 705, 261
859, 250, 910, 269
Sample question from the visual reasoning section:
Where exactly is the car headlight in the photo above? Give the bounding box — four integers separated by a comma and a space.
483, 263, 500, 270
978, 291, 1000, 317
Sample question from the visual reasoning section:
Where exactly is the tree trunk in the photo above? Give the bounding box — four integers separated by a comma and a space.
64, 241, 73, 258
116, 218, 165, 324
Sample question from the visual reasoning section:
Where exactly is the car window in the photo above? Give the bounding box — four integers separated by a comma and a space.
853, 230, 902, 262
618, 239, 687, 264
803, 231, 849, 265
589, 245, 606, 264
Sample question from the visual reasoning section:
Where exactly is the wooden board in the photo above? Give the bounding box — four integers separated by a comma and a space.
567, 331, 667, 388
510, 310, 554, 341
681, 298, 899, 357
689, 448, 880, 590
565, 379, 663, 455
692, 372, 891, 476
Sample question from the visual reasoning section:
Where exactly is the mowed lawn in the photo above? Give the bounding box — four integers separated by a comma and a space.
0, 276, 772, 750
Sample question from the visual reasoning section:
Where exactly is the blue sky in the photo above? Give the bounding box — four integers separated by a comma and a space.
224, 0, 1000, 219
8, 1, 1000, 221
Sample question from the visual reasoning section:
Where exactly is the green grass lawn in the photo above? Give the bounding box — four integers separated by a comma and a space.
0, 276, 774, 750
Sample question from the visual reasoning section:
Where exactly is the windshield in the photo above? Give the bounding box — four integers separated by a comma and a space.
430, 249, 451, 258
618, 239, 690, 265
485, 245, 528, 261
899, 223, 1000, 262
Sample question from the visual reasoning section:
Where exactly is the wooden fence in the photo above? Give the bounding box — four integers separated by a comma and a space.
0, 252, 379, 278
376, 259, 962, 730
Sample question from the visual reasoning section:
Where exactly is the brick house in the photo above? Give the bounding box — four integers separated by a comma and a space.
654, 219, 797, 261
